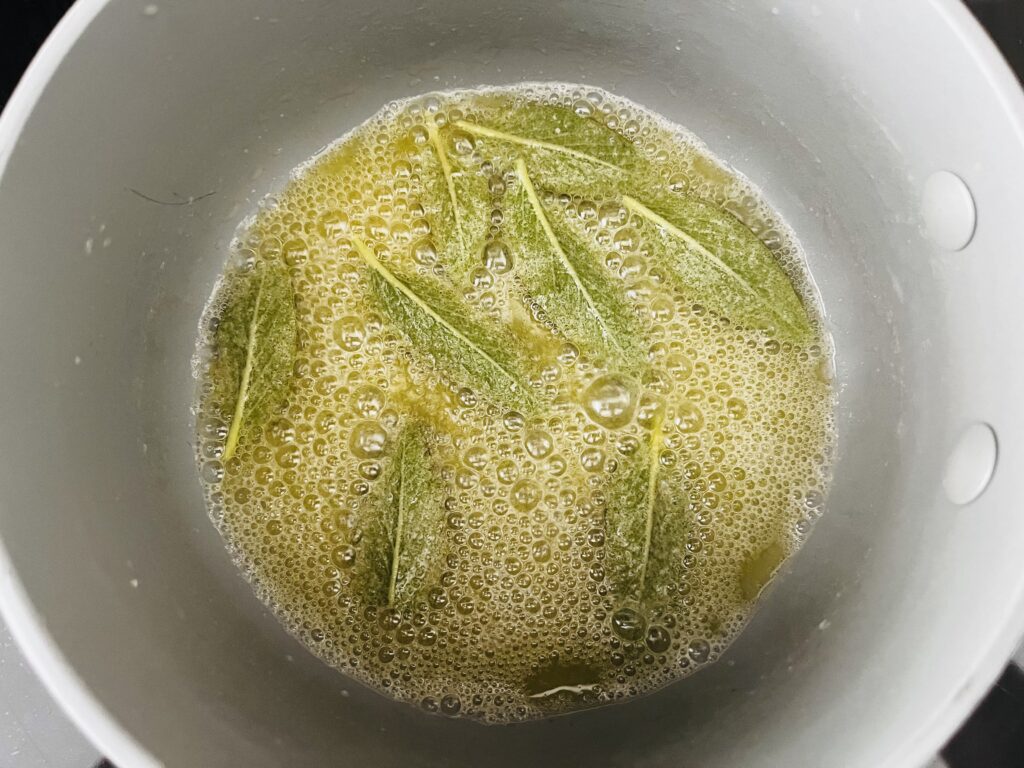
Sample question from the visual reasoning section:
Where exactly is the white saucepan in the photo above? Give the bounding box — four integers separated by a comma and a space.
1, 1, 1022, 766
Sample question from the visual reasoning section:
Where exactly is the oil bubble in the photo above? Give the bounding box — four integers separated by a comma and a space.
583, 374, 638, 429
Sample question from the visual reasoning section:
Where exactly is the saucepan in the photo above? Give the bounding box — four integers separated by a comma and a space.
1, 0, 1022, 765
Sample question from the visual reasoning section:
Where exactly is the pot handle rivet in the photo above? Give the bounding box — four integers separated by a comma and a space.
943, 422, 997, 505
921, 170, 976, 251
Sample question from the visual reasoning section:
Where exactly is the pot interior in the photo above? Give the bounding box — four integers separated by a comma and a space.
1, 1, 1023, 766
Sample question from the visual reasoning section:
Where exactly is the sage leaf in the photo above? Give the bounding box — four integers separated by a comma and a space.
422, 123, 492, 280
455, 102, 642, 197
214, 259, 298, 461
508, 159, 644, 367
351, 235, 537, 412
622, 194, 812, 343
354, 421, 446, 607
605, 414, 691, 603
457, 102, 638, 166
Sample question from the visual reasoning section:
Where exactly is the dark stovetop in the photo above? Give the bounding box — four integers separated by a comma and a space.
1, 2, 1023, 767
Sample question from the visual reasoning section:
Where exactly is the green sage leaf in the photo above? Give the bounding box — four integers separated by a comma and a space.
213, 259, 298, 461
351, 235, 537, 412
455, 102, 643, 198
605, 414, 691, 603
622, 194, 812, 343
353, 421, 447, 607
420, 122, 493, 280
507, 159, 645, 367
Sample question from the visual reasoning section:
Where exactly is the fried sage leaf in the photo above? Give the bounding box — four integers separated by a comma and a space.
508, 159, 644, 367
622, 194, 812, 343
455, 102, 643, 197
456, 102, 637, 168
421, 122, 493, 280
353, 421, 446, 607
351, 235, 537, 412
213, 259, 298, 461
605, 413, 691, 603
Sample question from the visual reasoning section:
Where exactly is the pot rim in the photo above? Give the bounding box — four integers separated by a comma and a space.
0, 1, 1021, 766
0, 2, 161, 761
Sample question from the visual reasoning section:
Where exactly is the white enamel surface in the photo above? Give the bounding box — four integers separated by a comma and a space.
0, 1, 1022, 767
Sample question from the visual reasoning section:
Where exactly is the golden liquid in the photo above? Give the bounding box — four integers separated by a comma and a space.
194, 84, 834, 722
